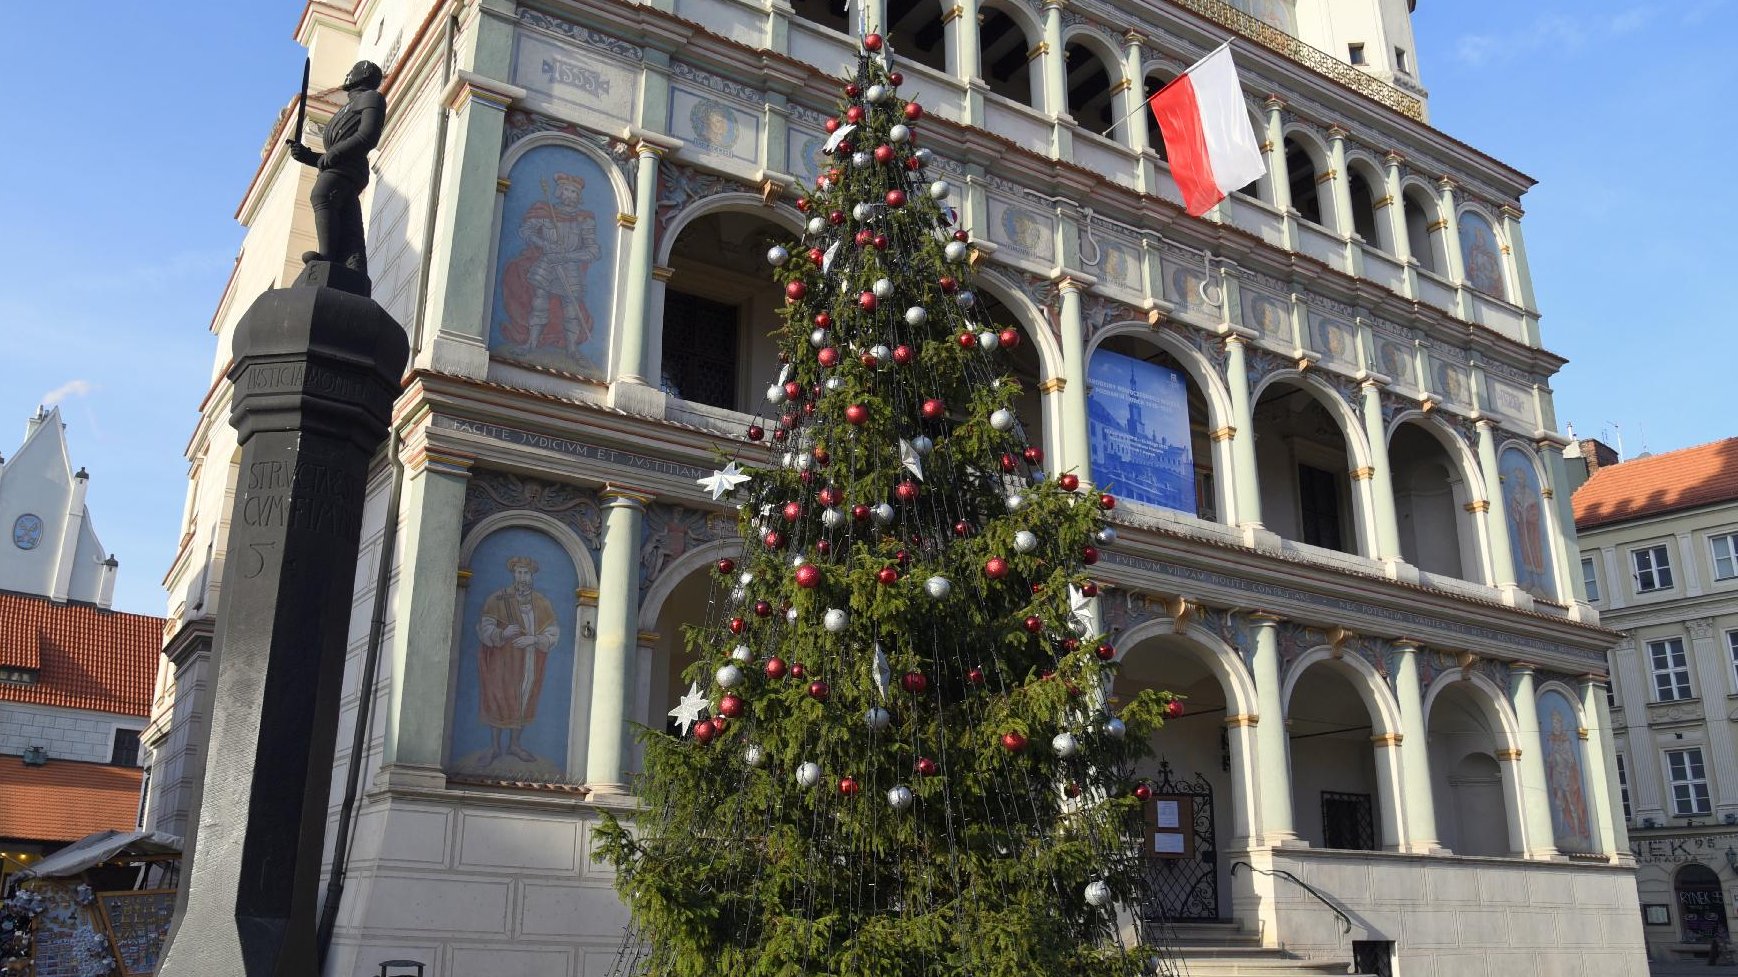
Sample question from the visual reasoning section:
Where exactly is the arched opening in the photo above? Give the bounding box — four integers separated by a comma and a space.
661, 210, 787, 413
632, 557, 715, 776
1348, 167, 1380, 245
1114, 634, 1239, 922
1402, 187, 1444, 275
1090, 336, 1219, 522
885, 0, 948, 74
1284, 137, 1326, 227
1064, 41, 1116, 135
790, 0, 850, 36
1142, 73, 1173, 160
1675, 863, 1728, 944
1427, 681, 1520, 857
1389, 421, 1477, 581
978, 7, 1036, 107
1252, 380, 1361, 555
1288, 662, 1382, 851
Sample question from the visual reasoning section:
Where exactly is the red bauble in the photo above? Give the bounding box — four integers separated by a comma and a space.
784, 281, 807, 301
874, 144, 895, 164
873, 234, 890, 250
1000, 731, 1028, 752
916, 757, 939, 777
1081, 582, 1099, 598
998, 327, 1021, 349
858, 291, 878, 311
814, 311, 832, 329
1061, 637, 1080, 652
807, 247, 825, 265
829, 209, 846, 225
816, 539, 833, 555
710, 715, 728, 735
747, 424, 765, 441
1000, 453, 1017, 473
851, 503, 871, 521
719, 694, 745, 718
1099, 493, 1117, 510
845, 105, 864, 123
778, 413, 797, 430
938, 275, 958, 293
845, 404, 869, 425
892, 344, 914, 365
817, 486, 840, 506
1134, 782, 1153, 801
716, 558, 736, 575
1024, 615, 1044, 633
765, 657, 788, 679
877, 566, 899, 585
860, 351, 879, 368
958, 332, 976, 348
813, 446, 830, 465
895, 481, 919, 502
863, 32, 883, 50
1023, 446, 1043, 465
889, 71, 904, 85
795, 564, 821, 588
818, 347, 840, 367
895, 548, 911, 565
754, 600, 773, 617
838, 776, 860, 796
824, 117, 841, 132
885, 189, 907, 208
791, 662, 807, 679
694, 721, 716, 744
808, 679, 831, 701
904, 157, 921, 171
796, 196, 811, 212
772, 429, 788, 442
901, 671, 929, 694
904, 102, 924, 120
855, 228, 873, 247
1166, 700, 1186, 718
953, 229, 970, 242
1096, 643, 1116, 661
1059, 473, 1080, 492
784, 381, 803, 401
1082, 545, 1100, 565
984, 557, 1010, 580
967, 666, 986, 684
845, 83, 861, 97
729, 617, 746, 634
1030, 582, 1044, 594
921, 398, 945, 420
763, 530, 785, 550
953, 519, 971, 537
798, 464, 815, 479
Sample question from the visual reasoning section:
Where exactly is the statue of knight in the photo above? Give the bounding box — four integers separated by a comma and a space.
285, 61, 386, 281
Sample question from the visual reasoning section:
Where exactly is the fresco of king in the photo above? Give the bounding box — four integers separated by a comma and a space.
1499, 446, 1558, 600
1539, 690, 1593, 853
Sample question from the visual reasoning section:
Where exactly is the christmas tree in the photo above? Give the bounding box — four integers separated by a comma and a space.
595, 33, 1177, 977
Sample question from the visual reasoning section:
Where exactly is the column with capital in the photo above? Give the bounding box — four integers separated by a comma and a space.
586, 486, 653, 794
1116, 33, 1148, 158
1223, 335, 1261, 531
1392, 641, 1439, 851
1371, 733, 1405, 851
948, 0, 982, 124
612, 138, 675, 396
1326, 126, 1357, 273
1382, 153, 1417, 301
1360, 380, 1402, 562
1040, 0, 1070, 157
1509, 663, 1560, 858
1586, 674, 1633, 856
1537, 438, 1584, 604
1475, 419, 1519, 591
1249, 613, 1295, 843
1436, 177, 1471, 320
1263, 97, 1294, 250
1495, 747, 1530, 855
1499, 206, 1542, 345
1577, 675, 1621, 858
1223, 714, 1258, 847
1057, 278, 1091, 483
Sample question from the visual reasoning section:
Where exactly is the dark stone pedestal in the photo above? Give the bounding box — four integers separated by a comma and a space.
159, 263, 407, 977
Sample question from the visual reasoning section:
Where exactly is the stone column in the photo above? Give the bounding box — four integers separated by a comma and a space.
1263, 97, 1290, 212
1589, 674, 1633, 855
1392, 641, 1439, 851
1057, 277, 1092, 483
1436, 177, 1470, 319
1121, 33, 1148, 153
585, 486, 653, 794
1249, 613, 1295, 843
1326, 125, 1355, 240
1040, 0, 1070, 156
949, 0, 980, 80
1476, 419, 1519, 589
1578, 675, 1620, 858
1224, 714, 1258, 847
1500, 205, 1542, 346
1496, 747, 1530, 856
1509, 663, 1560, 858
626, 631, 660, 777
1383, 152, 1417, 300
613, 140, 671, 390
1224, 335, 1262, 530
1538, 439, 1583, 603
1360, 380, 1402, 562
1371, 733, 1405, 851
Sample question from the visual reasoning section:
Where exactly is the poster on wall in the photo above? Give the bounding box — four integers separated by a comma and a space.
490, 143, 618, 379
1087, 349, 1196, 513
1499, 446, 1558, 600
1538, 690, 1594, 854
450, 527, 579, 783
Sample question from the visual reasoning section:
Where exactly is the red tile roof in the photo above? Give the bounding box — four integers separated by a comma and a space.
1573, 438, 1738, 530
0, 759, 143, 843
0, 592, 162, 717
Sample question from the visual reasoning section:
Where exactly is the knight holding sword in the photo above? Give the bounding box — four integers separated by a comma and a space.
499, 172, 602, 358
284, 60, 387, 280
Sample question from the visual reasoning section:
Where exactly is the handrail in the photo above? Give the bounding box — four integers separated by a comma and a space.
1230, 861, 1353, 936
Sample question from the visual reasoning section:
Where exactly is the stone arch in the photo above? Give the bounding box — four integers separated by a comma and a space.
637, 536, 740, 634
1387, 410, 1489, 583
1114, 616, 1258, 716
1283, 645, 1405, 850
1281, 646, 1402, 736
1281, 126, 1335, 230
1423, 668, 1528, 857
460, 509, 601, 587
1061, 27, 1125, 137
1399, 177, 1446, 274
883, 0, 950, 74
653, 193, 807, 268
978, 0, 1044, 107
974, 269, 1064, 465
499, 132, 635, 214
1250, 370, 1372, 469
1344, 153, 1390, 251
1250, 370, 1376, 556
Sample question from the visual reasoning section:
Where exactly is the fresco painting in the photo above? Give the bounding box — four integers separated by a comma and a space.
1500, 445, 1558, 600
1538, 689, 1594, 854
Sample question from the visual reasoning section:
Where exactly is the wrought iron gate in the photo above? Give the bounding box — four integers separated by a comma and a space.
1140, 760, 1218, 922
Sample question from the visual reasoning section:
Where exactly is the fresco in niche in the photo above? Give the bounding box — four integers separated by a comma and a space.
1458, 211, 1507, 300
786, 129, 828, 188
1538, 689, 1594, 853
451, 527, 579, 783
990, 199, 1053, 259
491, 143, 617, 378
1377, 338, 1414, 386
1433, 360, 1470, 405
1096, 241, 1142, 291
1500, 445, 1558, 601
1167, 265, 1211, 314
1312, 316, 1356, 366
1242, 290, 1288, 338
671, 89, 758, 163
1228, 0, 1296, 33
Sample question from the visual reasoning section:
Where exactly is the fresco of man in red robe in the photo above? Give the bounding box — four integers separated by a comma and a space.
500, 172, 601, 358
476, 556, 561, 763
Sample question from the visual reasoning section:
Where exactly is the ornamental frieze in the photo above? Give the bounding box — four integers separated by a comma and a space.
463, 469, 604, 556
640, 503, 738, 597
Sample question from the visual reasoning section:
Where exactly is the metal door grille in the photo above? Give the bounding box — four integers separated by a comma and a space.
1140, 761, 1219, 922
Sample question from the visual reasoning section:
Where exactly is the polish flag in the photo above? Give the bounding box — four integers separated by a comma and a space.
1147, 42, 1267, 217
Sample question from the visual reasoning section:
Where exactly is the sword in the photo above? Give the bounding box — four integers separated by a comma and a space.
292, 56, 310, 145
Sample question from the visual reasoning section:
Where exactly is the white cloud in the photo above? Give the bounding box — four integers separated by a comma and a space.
1455, 7, 1655, 65
41, 379, 96, 405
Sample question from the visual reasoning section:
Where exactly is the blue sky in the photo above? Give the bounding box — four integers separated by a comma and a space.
0, 1, 1727, 615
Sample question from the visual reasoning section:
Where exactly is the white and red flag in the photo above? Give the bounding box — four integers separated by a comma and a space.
1147, 42, 1266, 217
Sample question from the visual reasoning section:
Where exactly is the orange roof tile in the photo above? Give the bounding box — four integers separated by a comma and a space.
1572, 438, 1738, 530
0, 593, 161, 717
0, 759, 143, 843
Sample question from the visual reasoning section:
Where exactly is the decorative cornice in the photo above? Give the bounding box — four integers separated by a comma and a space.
1427, 218, 1449, 232
1210, 426, 1237, 443
1464, 500, 1490, 513
601, 484, 656, 507
1038, 377, 1068, 394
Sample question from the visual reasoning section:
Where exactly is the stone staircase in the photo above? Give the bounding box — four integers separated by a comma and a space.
1154, 921, 1367, 977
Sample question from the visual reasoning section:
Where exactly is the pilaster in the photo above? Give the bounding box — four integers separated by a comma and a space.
1509, 663, 1561, 858
1263, 98, 1293, 250
1040, 0, 1070, 156
1371, 732, 1405, 851
1392, 641, 1439, 851
1326, 125, 1356, 270
1382, 153, 1416, 300
1223, 714, 1258, 847
1436, 177, 1470, 320
1249, 613, 1295, 843
1224, 336, 1262, 530
1578, 675, 1621, 859
1360, 380, 1401, 562
1056, 277, 1091, 482
612, 138, 678, 393
1499, 205, 1542, 344
585, 485, 654, 794
1476, 419, 1519, 591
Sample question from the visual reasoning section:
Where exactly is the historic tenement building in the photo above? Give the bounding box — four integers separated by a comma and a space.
143, 0, 1644, 973
1572, 437, 1738, 963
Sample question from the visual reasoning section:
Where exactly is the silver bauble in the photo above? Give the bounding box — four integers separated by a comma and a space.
914, 147, 934, 164
823, 608, 849, 632
911, 435, 933, 455
796, 762, 823, 787
791, 554, 808, 567
905, 305, 928, 326
871, 503, 895, 525
1095, 526, 1119, 546
978, 330, 999, 350
716, 663, 745, 688
732, 644, 755, 664
944, 240, 968, 262
955, 290, 976, 309
811, 328, 829, 348
865, 706, 892, 730
887, 785, 914, 810
871, 344, 892, 364
853, 202, 872, 220
924, 575, 952, 599
795, 454, 814, 472
866, 84, 888, 103
825, 375, 846, 391
730, 586, 747, 603
889, 123, 911, 143
852, 151, 872, 168
928, 180, 951, 200
874, 277, 895, 298
738, 571, 755, 585
1084, 880, 1112, 907
989, 408, 1015, 432
786, 607, 800, 623
1006, 493, 1025, 511
767, 245, 790, 266
767, 384, 787, 405
807, 216, 826, 234
1103, 717, 1127, 739
822, 507, 847, 529
1013, 530, 1039, 553
744, 744, 766, 767
1052, 732, 1080, 757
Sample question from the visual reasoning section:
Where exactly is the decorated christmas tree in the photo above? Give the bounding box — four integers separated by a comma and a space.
595, 33, 1177, 977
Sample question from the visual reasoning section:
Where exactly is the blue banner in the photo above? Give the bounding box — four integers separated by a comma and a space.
1088, 350, 1196, 513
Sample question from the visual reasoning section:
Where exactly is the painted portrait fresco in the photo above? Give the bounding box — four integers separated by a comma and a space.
450, 526, 579, 783
1499, 446, 1558, 600
490, 143, 618, 378
1458, 211, 1507, 300
1434, 360, 1470, 406
1097, 241, 1141, 291
1087, 349, 1196, 513
1312, 316, 1355, 367
992, 200, 1053, 259
1377, 338, 1414, 387
1168, 265, 1210, 313
786, 129, 828, 188
1242, 290, 1288, 339
1538, 689, 1594, 853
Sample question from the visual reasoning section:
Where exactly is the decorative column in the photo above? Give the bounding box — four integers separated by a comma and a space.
626, 630, 660, 777
1263, 97, 1290, 210
1496, 746, 1530, 856
1223, 714, 1259, 847
951, 0, 984, 124
1121, 33, 1148, 150
1057, 278, 1091, 483
1040, 0, 1070, 156
1509, 663, 1560, 858
614, 139, 671, 389
1588, 673, 1632, 854
1371, 732, 1405, 851
585, 485, 653, 794
1577, 675, 1620, 858
1499, 205, 1542, 345
1383, 152, 1416, 300
1537, 438, 1584, 604
1476, 419, 1519, 590
1360, 380, 1402, 562
1224, 335, 1262, 529
1436, 177, 1470, 319
1392, 641, 1439, 851
1326, 126, 1355, 240
1250, 613, 1295, 843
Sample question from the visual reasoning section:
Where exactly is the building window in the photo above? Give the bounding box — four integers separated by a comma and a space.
1394, 47, 1410, 73
659, 290, 740, 411
1297, 464, 1344, 551
111, 728, 141, 767
1581, 556, 1601, 602
1616, 754, 1632, 822
1712, 532, 1738, 581
1320, 791, 1376, 850
1649, 637, 1693, 702
1348, 43, 1367, 65
1632, 544, 1675, 593
1728, 630, 1738, 688
1666, 748, 1712, 816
